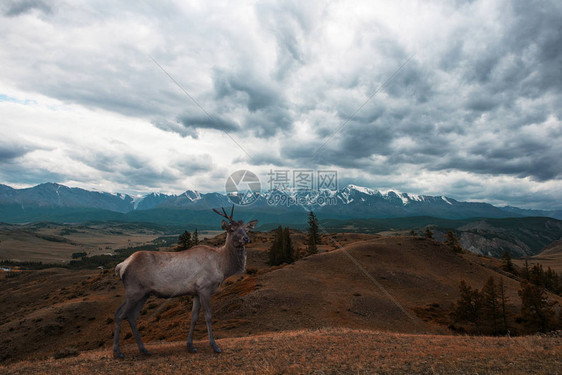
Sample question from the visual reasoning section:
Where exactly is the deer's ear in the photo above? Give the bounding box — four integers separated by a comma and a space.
221, 220, 231, 231
245, 220, 257, 230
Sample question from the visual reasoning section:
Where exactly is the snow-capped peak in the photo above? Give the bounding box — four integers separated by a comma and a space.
346, 184, 378, 195
183, 190, 201, 201
441, 196, 453, 205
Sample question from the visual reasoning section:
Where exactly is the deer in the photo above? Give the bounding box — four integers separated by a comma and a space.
112, 206, 257, 359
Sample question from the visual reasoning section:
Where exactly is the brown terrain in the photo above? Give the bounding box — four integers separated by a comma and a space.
0, 223, 162, 263
516, 240, 562, 273
0, 222, 221, 263
1, 229, 561, 373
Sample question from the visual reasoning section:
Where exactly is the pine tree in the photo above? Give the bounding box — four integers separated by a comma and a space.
452, 280, 482, 331
518, 281, 557, 333
306, 211, 320, 256
530, 264, 544, 287
193, 228, 199, 246
308, 210, 321, 243
445, 231, 462, 253
498, 278, 510, 334
480, 277, 501, 334
521, 259, 530, 281
501, 251, 515, 274
424, 228, 433, 239
545, 267, 559, 293
178, 230, 192, 250
550, 269, 560, 295
282, 227, 294, 264
268, 226, 284, 266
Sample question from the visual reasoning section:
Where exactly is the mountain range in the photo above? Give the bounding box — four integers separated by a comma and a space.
1, 182, 562, 258
1, 182, 561, 224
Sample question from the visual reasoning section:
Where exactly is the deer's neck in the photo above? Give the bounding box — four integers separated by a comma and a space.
220, 238, 246, 279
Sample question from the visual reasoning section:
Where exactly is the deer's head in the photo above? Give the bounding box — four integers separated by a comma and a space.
213, 206, 257, 248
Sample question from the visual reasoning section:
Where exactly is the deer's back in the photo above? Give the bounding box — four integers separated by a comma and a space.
122, 247, 223, 297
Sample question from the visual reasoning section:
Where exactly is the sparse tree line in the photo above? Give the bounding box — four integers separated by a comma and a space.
416, 228, 463, 253
515, 257, 562, 296
418, 229, 562, 335
421, 229, 562, 296
268, 211, 321, 266
451, 276, 561, 335
176, 228, 199, 250
500, 251, 562, 297
0, 243, 160, 271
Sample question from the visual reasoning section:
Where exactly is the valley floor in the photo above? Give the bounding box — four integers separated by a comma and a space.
1, 328, 561, 374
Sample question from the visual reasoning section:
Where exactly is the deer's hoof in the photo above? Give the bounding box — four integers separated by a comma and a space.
113, 351, 124, 360
187, 344, 197, 353
211, 343, 222, 354
140, 348, 152, 356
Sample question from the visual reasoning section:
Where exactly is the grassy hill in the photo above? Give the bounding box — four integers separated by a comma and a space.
2, 233, 561, 367
1, 328, 561, 374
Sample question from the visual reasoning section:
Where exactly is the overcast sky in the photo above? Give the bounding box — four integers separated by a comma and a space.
1, 0, 561, 209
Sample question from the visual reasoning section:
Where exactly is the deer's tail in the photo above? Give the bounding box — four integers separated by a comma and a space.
115, 256, 133, 280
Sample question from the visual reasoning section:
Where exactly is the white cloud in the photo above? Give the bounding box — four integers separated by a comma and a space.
0, 0, 561, 209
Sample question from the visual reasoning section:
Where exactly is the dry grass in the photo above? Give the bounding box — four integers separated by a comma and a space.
1, 328, 561, 374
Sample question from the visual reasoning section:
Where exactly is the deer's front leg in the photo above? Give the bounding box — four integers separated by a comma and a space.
199, 293, 221, 353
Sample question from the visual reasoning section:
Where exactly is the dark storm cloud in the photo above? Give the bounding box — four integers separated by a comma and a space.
115, 167, 178, 187
150, 119, 198, 139
0, 162, 65, 186
0, 142, 29, 162
508, 0, 562, 94
66, 149, 189, 189
2, 0, 52, 17
213, 69, 281, 112
177, 114, 240, 132
115, 155, 212, 189
212, 68, 294, 136
243, 107, 293, 137
275, 0, 562, 188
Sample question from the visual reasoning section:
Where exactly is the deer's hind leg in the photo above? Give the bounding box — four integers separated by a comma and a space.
113, 295, 138, 359
126, 293, 150, 355
113, 292, 149, 359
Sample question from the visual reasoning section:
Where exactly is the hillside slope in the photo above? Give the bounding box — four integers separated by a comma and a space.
3, 235, 559, 365
320, 216, 562, 258
520, 240, 562, 273
210, 236, 548, 336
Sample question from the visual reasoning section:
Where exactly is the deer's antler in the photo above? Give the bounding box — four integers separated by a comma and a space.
213, 205, 235, 222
